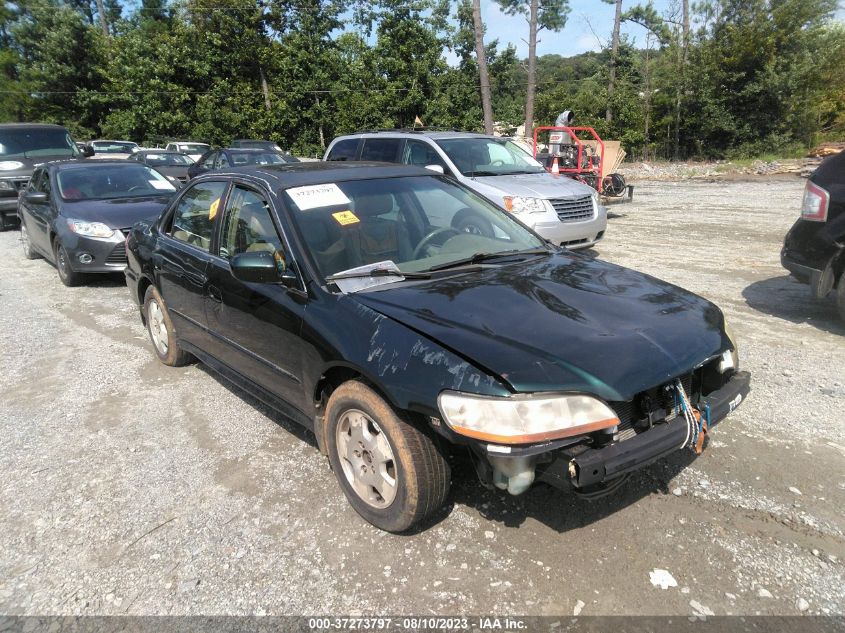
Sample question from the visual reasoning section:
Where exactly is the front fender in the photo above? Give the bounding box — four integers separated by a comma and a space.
302, 295, 511, 423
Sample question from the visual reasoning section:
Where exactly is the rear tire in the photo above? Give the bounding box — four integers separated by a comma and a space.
54, 240, 84, 287
143, 285, 192, 366
20, 220, 39, 259
837, 272, 845, 324
325, 381, 450, 532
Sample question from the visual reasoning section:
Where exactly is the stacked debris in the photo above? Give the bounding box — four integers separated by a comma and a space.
807, 142, 845, 158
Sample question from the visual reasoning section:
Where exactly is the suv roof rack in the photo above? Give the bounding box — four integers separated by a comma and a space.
352, 127, 470, 134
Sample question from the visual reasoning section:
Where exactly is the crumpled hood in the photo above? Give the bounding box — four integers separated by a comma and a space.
60, 196, 172, 229
352, 253, 729, 402
472, 172, 594, 199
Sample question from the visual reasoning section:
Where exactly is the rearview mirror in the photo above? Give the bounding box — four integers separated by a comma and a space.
230, 250, 299, 287
23, 191, 48, 204
425, 164, 445, 174
81, 146, 95, 158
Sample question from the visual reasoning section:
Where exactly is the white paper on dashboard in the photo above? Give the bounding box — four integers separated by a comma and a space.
287, 183, 351, 210
330, 261, 404, 293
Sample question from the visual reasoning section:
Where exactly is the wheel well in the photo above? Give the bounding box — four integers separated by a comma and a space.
137, 276, 153, 323
313, 366, 363, 410
312, 366, 415, 455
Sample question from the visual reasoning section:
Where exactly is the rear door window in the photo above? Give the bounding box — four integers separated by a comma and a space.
326, 139, 359, 161
168, 181, 228, 252
360, 138, 402, 163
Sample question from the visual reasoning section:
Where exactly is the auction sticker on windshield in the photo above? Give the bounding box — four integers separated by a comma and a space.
332, 210, 359, 226
288, 183, 350, 210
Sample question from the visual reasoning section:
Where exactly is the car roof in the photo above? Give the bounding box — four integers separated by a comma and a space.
48, 159, 147, 169
334, 130, 493, 142
222, 147, 283, 153
168, 140, 209, 144
91, 139, 137, 143
137, 149, 182, 154
203, 161, 433, 188
0, 123, 69, 130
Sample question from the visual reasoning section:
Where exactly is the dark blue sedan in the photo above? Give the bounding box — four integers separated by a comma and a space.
17, 160, 178, 286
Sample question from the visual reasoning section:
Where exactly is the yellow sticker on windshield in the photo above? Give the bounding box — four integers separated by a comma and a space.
209, 198, 220, 220
332, 210, 360, 226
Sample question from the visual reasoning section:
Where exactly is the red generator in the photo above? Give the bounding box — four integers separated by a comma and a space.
532, 111, 631, 200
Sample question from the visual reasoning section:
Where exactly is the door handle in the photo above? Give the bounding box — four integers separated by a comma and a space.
208, 285, 222, 303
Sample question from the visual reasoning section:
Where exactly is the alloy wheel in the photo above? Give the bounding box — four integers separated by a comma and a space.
147, 299, 169, 355
335, 409, 398, 508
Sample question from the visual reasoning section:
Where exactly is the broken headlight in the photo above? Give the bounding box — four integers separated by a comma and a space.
719, 319, 739, 373
437, 391, 619, 444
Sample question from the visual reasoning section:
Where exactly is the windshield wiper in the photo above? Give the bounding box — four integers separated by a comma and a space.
466, 170, 499, 177
428, 248, 551, 272
326, 268, 431, 282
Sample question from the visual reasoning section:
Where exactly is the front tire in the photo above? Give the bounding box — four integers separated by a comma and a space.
54, 240, 84, 286
837, 272, 845, 324
20, 220, 39, 259
143, 285, 192, 366
325, 381, 450, 532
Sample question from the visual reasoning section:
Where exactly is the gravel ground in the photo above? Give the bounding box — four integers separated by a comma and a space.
0, 176, 843, 617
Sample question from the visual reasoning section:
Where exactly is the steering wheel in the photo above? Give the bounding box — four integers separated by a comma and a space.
412, 227, 461, 259
490, 159, 505, 166
128, 185, 145, 192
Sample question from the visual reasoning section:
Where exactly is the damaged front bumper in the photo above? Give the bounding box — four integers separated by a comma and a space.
474, 370, 751, 494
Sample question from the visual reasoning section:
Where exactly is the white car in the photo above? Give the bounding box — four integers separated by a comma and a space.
324, 131, 607, 249
87, 139, 140, 160
164, 141, 211, 162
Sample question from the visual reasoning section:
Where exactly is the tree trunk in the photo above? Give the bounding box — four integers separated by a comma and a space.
259, 66, 272, 111
315, 95, 326, 149
643, 39, 651, 161
472, 0, 494, 135
606, 0, 622, 123
672, 0, 689, 160
94, 0, 110, 37
523, 0, 539, 139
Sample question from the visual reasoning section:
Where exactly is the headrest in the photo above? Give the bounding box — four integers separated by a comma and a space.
409, 144, 428, 164
353, 192, 394, 218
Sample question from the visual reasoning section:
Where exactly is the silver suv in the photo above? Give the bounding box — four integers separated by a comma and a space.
324, 131, 607, 249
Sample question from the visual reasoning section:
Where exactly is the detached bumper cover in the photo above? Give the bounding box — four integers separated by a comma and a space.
537, 371, 751, 490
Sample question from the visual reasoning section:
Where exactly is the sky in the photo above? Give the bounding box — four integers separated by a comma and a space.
475, 0, 845, 60
479, 0, 667, 59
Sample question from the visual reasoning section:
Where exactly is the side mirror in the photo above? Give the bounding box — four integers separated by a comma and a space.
230, 250, 299, 287
23, 191, 48, 204
81, 146, 95, 158
425, 164, 445, 174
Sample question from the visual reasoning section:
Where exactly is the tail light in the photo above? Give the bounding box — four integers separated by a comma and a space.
800, 180, 829, 222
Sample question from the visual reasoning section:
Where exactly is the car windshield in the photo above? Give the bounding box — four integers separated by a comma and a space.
283, 175, 546, 286
56, 163, 177, 200
231, 152, 288, 166
0, 128, 80, 159
143, 153, 194, 166
435, 137, 546, 177
92, 141, 138, 153
177, 144, 209, 153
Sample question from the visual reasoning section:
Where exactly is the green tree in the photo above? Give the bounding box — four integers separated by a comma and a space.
498, 0, 569, 136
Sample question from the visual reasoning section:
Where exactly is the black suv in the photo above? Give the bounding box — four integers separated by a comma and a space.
781, 150, 845, 322
0, 123, 90, 230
